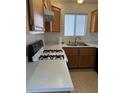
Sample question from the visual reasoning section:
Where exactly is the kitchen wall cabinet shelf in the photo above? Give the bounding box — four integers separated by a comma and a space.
63, 47, 97, 68
90, 9, 98, 32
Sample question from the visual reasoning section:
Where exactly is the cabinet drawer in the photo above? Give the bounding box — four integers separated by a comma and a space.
79, 48, 96, 55
63, 47, 78, 54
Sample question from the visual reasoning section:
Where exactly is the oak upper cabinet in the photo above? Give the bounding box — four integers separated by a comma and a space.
28, 0, 44, 31
51, 5, 61, 32
90, 9, 98, 32
26, 3, 29, 31
63, 47, 78, 68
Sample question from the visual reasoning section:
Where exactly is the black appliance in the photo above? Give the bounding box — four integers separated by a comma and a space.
27, 40, 44, 62
95, 48, 98, 73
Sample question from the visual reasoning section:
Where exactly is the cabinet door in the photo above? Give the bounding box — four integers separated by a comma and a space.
51, 6, 61, 32
90, 9, 98, 32
63, 47, 78, 68
66, 54, 78, 68
28, 0, 44, 31
78, 48, 96, 68
26, 2, 29, 31
78, 55, 96, 68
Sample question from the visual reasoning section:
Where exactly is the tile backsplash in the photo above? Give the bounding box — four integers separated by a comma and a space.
44, 32, 98, 45
44, 32, 62, 45
26, 32, 98, 46
88, 32, 98, 44
26, 32, 44, 45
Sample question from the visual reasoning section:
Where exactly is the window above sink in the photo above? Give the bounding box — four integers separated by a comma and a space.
64, 14, 88, 36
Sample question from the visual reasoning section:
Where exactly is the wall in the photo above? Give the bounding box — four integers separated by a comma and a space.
44, 32, 61, 45
26, 33, 44, 45
49, 1, 98, 44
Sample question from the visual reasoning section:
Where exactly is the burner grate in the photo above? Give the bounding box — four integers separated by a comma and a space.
43, 49, 63, 53
39, 54, 64, 60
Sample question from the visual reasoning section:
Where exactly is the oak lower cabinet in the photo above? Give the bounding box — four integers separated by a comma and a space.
78, 48, 96, 68
63, 47, 78, 68
78, 55, 96, 68
63, 47, 96, 68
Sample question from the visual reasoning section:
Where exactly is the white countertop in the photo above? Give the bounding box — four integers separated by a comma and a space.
27, 61, 74, 93
86, 43, 98, 48
62, 43, 98, 48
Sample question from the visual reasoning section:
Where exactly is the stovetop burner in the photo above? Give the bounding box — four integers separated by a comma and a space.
43, 49, 63, 53
39, 54, 64, 60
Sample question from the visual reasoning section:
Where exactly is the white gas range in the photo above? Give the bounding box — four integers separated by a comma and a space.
27, 40, 68, 62
33, 48, 68, 62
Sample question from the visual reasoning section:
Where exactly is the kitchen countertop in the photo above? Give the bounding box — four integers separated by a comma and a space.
62, 43, 98, 48
27, 61, 74, 93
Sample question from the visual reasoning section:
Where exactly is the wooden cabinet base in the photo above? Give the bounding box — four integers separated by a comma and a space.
67, 54, 78, 68
78, 55, 96, 68
63, 47, 97, 68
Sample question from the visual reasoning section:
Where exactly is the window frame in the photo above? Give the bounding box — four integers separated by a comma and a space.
64, 13, 88, 37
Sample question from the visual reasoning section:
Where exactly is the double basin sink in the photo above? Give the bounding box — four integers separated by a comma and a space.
66, 42, 88, 46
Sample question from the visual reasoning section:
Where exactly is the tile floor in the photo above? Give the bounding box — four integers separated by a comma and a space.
70, 69, 98, 93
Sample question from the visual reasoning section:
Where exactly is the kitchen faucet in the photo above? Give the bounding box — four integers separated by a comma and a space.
74, 36, 81, 44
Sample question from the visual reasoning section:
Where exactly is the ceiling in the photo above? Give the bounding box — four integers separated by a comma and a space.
51, 0, 98, 4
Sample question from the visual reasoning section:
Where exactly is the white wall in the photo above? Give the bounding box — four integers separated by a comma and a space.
26, 33, 44, 45
48, 1, 98, 44
44, 32, 61, 45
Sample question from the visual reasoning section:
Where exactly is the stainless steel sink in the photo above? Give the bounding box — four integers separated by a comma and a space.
66, 42, 88, 46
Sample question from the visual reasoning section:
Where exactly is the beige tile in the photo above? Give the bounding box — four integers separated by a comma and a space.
69, 69, 98, 93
